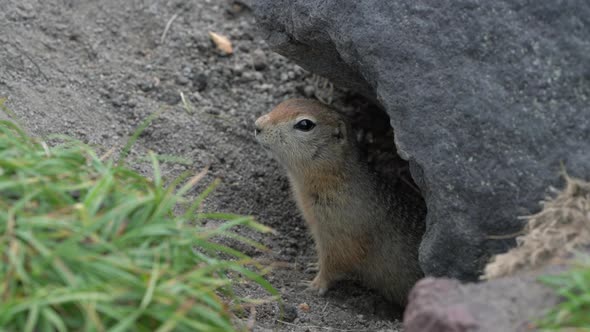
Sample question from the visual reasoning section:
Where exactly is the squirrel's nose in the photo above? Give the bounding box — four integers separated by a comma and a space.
254, 115, 269, 136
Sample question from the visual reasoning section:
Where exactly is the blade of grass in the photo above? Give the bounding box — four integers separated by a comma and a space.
23, 304, 39, 332
0, 116, 276, 331
118, 110, 162, 165
40, 307, 67, 332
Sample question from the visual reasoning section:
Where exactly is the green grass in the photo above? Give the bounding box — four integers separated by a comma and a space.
538, 256, 590, 330
0, 104, 276, 331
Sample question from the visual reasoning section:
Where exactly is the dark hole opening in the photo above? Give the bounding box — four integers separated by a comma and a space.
332, 92, 424, 205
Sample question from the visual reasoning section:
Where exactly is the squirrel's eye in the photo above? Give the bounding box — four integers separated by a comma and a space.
294, 119, 316, 131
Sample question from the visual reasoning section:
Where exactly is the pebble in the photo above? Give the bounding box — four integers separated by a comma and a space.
281, 304, 298, 323
175, 74, 190, 85
257, 83, 273, 92
111, 95, 126, 107
229, 28, 242, 39
190, 91, 203, 102
233, 63, 246, 75
205, 107, 220, 115
303, 85, 315, 98
298, 303, 310, 312
253, 72, 264, 81
226, 2, 248, 17
241, 71, 263, 82
238, 44, 250, 53
252, 170, 265, 178
137, 81, 154, 92
158, 90, 181, 105
280, 72, 289, 82
192, 73, 208, 92
251, 48, 267, 71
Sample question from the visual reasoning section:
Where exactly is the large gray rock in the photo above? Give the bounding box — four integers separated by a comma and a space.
252, 0, 590, 280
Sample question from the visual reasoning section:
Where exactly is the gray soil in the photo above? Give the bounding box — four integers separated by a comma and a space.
0, 0, 403, 331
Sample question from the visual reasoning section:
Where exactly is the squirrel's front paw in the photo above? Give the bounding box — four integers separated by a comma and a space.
309, 273, 330, 296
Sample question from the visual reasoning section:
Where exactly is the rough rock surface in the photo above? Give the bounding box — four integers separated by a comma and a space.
252, 0, 590, 280
403, 273, 561, 332
403, 177, 590, 332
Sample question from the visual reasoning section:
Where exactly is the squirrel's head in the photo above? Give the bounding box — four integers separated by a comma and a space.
255, 99, 351, 171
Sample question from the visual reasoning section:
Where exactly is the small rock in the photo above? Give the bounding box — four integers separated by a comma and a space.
192, 73, 208, 92
298, 303, 310, 312
257, 84, 273, 92
281, 304, 298, 323
241, 71, 264, 82
68, 31, 81, 42
158, 90, 181, 105
191, 91, 203, 102
137, 81, 154, 92
253, 72, 264, 81
252, 170, 265, 178
241, 72, 256, 82
229, 28, 242, 39
233, 63, 246, 75
251, 48, 268, 71
238, 44, 250, 53
175, 74, 190, 85
226, 1, 249, 17
205, 107, 220, 115
181, 66, 193, 77
303, 85, 315, 98
221, 67, 232, 77
98, 88, 111, 99
111, 95, 126, 107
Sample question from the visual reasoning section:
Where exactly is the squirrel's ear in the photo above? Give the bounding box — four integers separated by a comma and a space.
333, 121, 346, 142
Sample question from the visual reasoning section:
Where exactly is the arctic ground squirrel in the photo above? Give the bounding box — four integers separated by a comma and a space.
254, 98, 426, 305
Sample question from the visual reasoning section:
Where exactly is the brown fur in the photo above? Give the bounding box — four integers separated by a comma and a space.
265, 99, 342, 125
255, 99, 426, 305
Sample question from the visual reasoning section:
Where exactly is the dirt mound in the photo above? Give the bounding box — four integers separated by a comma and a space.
485, 175, 590, 279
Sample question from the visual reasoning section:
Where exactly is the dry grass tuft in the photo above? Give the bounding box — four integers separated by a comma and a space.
484, 174, 590, 279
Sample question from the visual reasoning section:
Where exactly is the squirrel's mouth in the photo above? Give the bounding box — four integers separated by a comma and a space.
254, 135, 270, 149
258, 143, 272, 152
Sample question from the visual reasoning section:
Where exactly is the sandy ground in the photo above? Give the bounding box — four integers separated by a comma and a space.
0, 0, 403, 330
